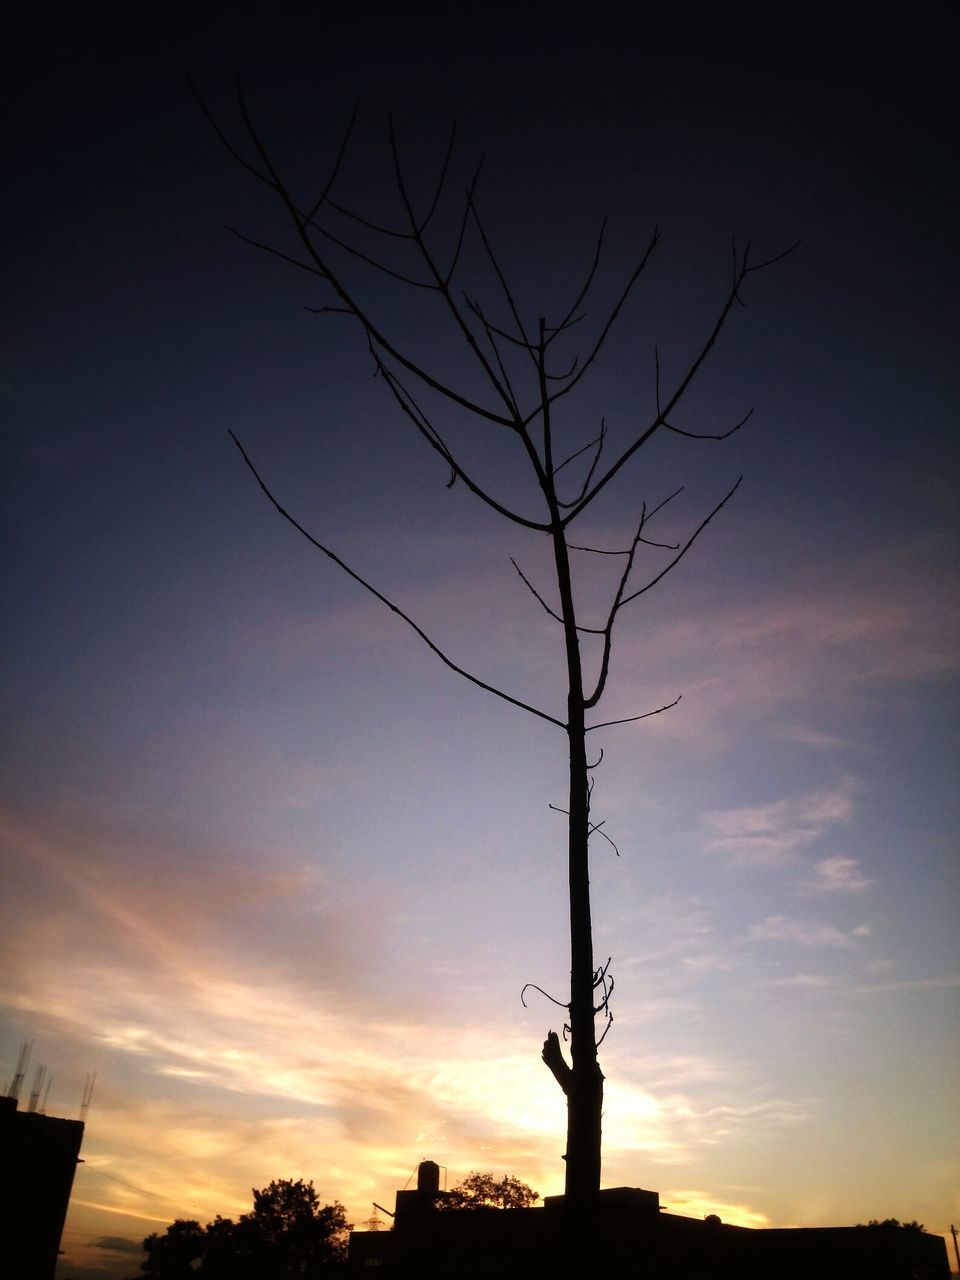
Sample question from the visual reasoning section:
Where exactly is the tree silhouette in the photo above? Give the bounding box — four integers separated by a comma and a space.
859, 1219, 927, 1233
198, 86, 795, 1207
138, 1180, 350, 1278
140, 1219, 205, 1280
243, 1179, 350, 1274
440, 1171, 539, 1211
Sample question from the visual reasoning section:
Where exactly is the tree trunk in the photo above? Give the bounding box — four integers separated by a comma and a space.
552, 522, 603, 1204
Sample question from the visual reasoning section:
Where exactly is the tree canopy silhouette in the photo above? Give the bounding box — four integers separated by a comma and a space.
198, 84, 796, 1206
440, 1171, 539, 1211
138, 1179, 350, 1279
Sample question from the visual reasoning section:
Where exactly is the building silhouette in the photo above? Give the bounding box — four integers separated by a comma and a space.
348, 1160, 950, 1278
0, 1093, 85, 1280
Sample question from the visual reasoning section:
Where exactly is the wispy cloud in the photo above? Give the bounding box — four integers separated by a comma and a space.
703, 779, 858, 867
853, 974, 960, 993
762, 973, 835, 989
603, 1087, 808, 1167
2, 808, 808, 1233
777, 725, 851, 750
747, 915, 869, 949
799, 856, 874, 895
598, 543, 959, 746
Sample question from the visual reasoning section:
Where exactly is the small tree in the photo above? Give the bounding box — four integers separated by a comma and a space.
199, 87, 794, 1206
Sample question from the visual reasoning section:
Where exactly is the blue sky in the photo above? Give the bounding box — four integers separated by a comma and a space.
2, 6, 957, 1276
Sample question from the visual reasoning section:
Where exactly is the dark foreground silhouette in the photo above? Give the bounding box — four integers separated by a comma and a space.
126, 1161, 950, 1279
348, 1161, 950, 1279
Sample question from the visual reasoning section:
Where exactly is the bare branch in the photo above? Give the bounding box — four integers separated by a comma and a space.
443, 158, 484, 286
370, 350, 546, 530
463, 294, 522, 416
521, 984, 570, 1011
620, 477, 742, 607
588, 820, 620, 857
581, 484, 683, 707
583, 503, 651, 708
467, 191, 537, 360
510, 557, 564, 623
544, 312, 586, 334
586, 694, 681, 732
323, 121, 460, 241
190, 78, 275, 187
418, 118, 458, 234
323, 195, 413, 239
592, 958, 615, 1046
388, 117, 519, 420
301, 99, 362, 224
232, 89, 517, 429
564, 244, 794, 523
663, 406, 754, 441
303, 218, 436, 290
553, 423, 604, 477
544, 355, 579, 381
544, 217, 608, 346
464, 295, 534, 350
550, 805, 618, 858
536, 226, 661, 414
557, 419, 607, 508
226, 226, 329, 279
230, 432, 564, 728
660, 343, 757, 442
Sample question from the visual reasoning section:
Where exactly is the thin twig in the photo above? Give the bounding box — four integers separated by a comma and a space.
521, 983, 570, 1010
586, 695, 681, 732
510, 558, 564, 624
562, 243, 796, 523
620, 477, 742, 607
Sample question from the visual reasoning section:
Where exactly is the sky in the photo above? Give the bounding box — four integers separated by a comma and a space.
2, 4, 958, 1276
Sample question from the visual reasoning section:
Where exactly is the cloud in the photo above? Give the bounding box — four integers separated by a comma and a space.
92, 1237, 143, 1254
603, 1087, 808, 1167
0, 807, 380, 1006
777, 726, 851, 750
799, 856, 874, 895
853, 974, 960, 993
596, 541, 959, 747
762, 973, 834, 989
611, 895, 733, 990
1, 803, 811, 1234
703, 779, 858, 866
747, 915, 867, 949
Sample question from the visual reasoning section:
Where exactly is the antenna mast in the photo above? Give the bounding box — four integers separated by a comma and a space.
6, 1040, 32, 1100
80, 1071, 96, 1123
27, 1062, 47, 1113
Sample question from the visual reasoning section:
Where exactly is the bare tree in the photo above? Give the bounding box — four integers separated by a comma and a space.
197, 87, 795, 1209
